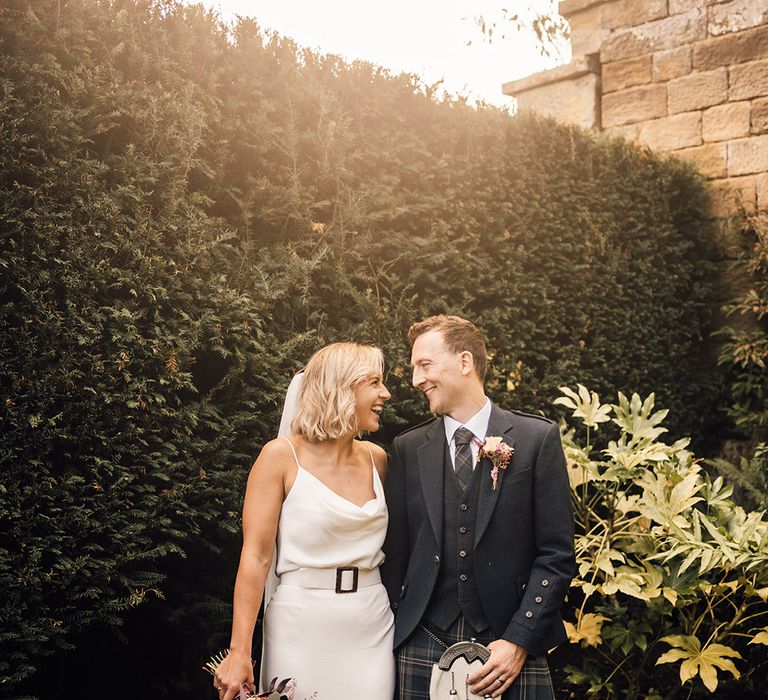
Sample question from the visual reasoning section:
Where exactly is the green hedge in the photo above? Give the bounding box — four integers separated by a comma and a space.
0, 0, 721, 696
717, 212, 768, 443
710, 211, 768, 512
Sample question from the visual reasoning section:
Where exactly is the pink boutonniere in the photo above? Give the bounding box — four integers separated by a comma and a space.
474, 436, 514, 490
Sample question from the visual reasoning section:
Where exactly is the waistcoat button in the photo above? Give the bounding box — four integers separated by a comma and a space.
459, 550, 467, 558
459, 574, 468, 582
459, 526, 467, 534
459, 503, 468, 511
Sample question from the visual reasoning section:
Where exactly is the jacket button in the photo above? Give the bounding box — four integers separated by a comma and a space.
525, 610, 533, 618
535, 596, 542, 603
459, 526, 467, 534
542, 579, 549, 587
459, 550, 467, 558
459, 574, 468, 582
434, 555, 440, 565
459, 503, 468, 511
522, 583, 526, 590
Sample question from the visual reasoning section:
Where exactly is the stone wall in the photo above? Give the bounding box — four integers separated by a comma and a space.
503, 0, 768, 217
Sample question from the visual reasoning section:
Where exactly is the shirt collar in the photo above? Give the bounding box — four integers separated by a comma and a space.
443, 397, 492, 445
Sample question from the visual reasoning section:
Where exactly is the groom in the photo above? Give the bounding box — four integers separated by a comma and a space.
382, 315, 575, 700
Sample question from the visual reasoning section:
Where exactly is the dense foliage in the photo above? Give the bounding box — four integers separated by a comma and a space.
718, 212, 768, 440
0, 0, 721, 696
555, 386, 768, 700
0, 6, 289, 694
710, 211, 768, 511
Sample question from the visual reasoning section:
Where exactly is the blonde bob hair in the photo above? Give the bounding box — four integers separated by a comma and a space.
292, 342, 384, 442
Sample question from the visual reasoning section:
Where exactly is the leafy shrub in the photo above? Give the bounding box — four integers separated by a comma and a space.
711, 211, 768, 512
717, 211, 768, 441
555, 386, 768, 699
0, 0, 293, 688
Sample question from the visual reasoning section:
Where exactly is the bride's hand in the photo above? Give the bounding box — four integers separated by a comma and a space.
214, 650, 254, 700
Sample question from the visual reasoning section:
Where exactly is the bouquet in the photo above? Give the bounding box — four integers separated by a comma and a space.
255, 677, 298, 700
204, 651, 304, 700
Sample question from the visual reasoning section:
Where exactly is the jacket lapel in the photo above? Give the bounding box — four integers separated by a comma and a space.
417, 417, 446, 547
474, 403, 516, 546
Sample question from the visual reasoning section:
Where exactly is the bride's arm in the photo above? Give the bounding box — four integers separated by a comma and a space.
216, 440, 289, 700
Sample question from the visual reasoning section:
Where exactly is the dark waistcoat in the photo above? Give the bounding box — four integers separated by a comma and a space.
423, 441, 489, 632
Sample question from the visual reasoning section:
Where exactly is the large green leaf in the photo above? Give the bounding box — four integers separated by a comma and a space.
657, 635, 741, 692
554, 385, 612, 429
611, 391, 668, 441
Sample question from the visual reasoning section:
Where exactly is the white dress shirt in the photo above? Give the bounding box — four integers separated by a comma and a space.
443, 397, 492, 469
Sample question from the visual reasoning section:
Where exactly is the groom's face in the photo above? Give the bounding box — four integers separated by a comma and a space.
410, 330, 465, 416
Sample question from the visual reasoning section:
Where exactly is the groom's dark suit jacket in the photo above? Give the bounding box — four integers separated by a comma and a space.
381, 403, 575, 655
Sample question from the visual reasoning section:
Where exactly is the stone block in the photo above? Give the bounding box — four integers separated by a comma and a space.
515, 73, 600, 130
559, 0, 603, 15
638, 112, 702, 150
728, 134, 768, 175
653, 47, 693, 82
603, 55, 652, 93
670, 0, 701, 13
702, 101, 751, 141
729, 58, 768, 101
668, 68, 728, 113
709, 175, 757, 216
694, 24, 768, 70
708, 0, 768, 37
569, 5, 608, 56
504, 55, 600, 95
563, 1, 602, 23
605, 123, 641, 142
573, 30, 608, 58
673, 143, 728, 178
602, 9, 707, 63
602, 84, 667, 127
602, 0, 668, 30
752, 97, 768, 134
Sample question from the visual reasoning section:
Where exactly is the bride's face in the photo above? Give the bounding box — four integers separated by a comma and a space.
354, 372, 391, 433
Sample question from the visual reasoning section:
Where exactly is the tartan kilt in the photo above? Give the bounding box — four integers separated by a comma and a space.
395, 616, 555, 700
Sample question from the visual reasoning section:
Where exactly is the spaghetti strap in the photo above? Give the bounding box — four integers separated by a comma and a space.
280, 435, 301, 468
362, 441, 376, 469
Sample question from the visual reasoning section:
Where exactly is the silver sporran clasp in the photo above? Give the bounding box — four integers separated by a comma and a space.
429, 638, 493, 700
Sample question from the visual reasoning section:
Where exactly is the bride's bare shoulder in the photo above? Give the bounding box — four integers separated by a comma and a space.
251, 437, 297, 474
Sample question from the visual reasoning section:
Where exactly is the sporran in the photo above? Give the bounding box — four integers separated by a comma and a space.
429, 639, 493, 700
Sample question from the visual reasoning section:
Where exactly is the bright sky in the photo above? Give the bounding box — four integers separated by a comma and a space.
195, 0, 569, 108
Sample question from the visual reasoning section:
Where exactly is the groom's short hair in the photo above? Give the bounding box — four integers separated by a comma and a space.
407, 315, 488, 381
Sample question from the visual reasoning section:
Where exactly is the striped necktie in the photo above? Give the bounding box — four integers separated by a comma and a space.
454, 426, 475, 490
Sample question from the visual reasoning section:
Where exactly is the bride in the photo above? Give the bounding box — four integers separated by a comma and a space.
214, 342, 395, 700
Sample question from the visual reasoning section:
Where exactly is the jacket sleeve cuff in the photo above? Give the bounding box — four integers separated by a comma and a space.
500, 620, 536, 651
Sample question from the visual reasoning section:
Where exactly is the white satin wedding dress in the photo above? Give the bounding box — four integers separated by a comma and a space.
260, 436, 395, 700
